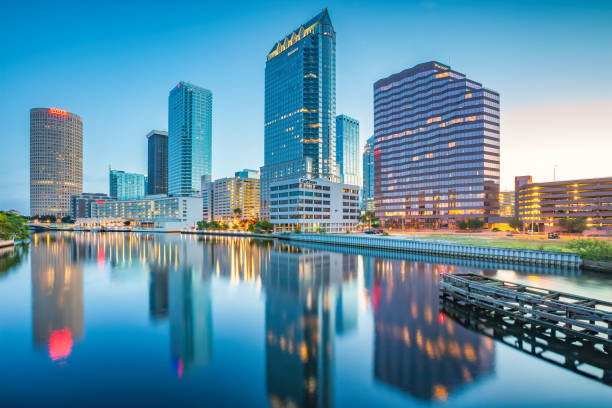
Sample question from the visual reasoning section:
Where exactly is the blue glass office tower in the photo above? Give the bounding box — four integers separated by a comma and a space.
168, 82, 212, 196
260, 9, 337, 218
336, 115, 360, 186
362, 136, 375, 212
109, 169, 147, 201
373, 61, 500, 228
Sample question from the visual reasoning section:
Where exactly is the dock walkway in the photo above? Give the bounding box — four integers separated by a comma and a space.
440, 273, 612, 346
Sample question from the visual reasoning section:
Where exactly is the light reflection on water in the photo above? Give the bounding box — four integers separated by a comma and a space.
0, 231, 610, 407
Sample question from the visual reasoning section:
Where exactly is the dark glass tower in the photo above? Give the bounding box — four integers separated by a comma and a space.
147, 130, 168, 195
260, 9, 337, 219
373, 61, 500, 228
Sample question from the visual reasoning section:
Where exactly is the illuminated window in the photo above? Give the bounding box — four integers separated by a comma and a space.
435, 72, 450, 79
465, 93, 472, 99
448, 142, 456, 148
413, 156, 419, 161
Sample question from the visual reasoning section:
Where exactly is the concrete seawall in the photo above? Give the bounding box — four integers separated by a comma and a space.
278, 234, 583, 268
0, 240, 14, 249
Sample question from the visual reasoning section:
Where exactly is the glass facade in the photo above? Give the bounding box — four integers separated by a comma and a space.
168, 82, 212, 196
109, 169, 146, 201
147, 130, 168, 195
30, 108, 83, 218
260, 9, 337, 219
336, 114, 360, 186
373, 61, 500, 227
362, 136, 375, 212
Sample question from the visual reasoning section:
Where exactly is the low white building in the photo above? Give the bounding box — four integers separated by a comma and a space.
86, 196, 203, 229
269, 177, 360, 233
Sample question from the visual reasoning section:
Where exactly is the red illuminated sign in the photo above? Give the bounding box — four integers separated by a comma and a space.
96, 200, 105, 205
49, 108, 68, 116
374, 150, 381, 155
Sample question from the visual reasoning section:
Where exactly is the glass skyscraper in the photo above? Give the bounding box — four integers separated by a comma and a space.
109, 169, 146, 201
168, 82, 212, 196
373, 61, 500, 228
336, 114, 360, 186
260, 9, 337, 218
362, 136, 375, 212
147, 130, 168, 195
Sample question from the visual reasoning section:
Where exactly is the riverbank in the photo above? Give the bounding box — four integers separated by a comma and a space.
0, 240, 14, 249
278, 233, 583, 268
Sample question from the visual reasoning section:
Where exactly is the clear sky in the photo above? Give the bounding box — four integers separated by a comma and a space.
1, 0, 611, 214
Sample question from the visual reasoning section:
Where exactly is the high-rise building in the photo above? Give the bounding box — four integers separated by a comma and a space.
373, 61, 500, 228
499, 191, 515, 217
30, 108, 83, 218
213, 170, 260, 223
70, 192, 110, 219
168, 82, 212, 196
362, 136, 375, 212
147, 130, 168, 195
260, 9, 337, 219
336, 114, 360, 186
201, 175, 214, 222
109, 168, 147, 201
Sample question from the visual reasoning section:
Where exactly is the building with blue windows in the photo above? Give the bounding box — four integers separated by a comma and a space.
362, 136, 375, 212
373, 61, 500, 228
260, 9, 337, 219
336, 115, 360, 186
147, 130, 168, 195
109, 168, 147, 201
168, 82, 212, 196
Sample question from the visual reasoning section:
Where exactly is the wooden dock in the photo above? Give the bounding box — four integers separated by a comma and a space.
439, 273, 612, 346
441, 298, 612, 385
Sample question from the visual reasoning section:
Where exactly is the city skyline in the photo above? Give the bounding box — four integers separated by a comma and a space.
2, 0, 612, 213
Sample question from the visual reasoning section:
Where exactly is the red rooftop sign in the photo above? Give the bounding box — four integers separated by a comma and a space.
49, 108, 68, 116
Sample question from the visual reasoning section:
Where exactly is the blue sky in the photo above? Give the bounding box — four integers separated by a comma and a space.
1, 0, 611, 214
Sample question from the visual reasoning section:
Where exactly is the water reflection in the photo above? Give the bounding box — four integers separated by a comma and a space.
15, 232, 611, 407
31, 234, 84, 362
372, 259, 494, 401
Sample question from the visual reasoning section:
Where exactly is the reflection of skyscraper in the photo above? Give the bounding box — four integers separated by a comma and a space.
169, 248, 213, 376
31, 234, 84, 361
373, 259, 494, 401
336, 255, 358, 335
263, 246, 341, 408
149, 264, 169, 320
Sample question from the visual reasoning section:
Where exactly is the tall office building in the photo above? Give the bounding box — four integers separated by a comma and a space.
373, 61, 500, 228
260, 9, 337, 219
147, 130, 168, 195
336, 115, 360, 186
168, 82, 212, 196
30, 108, 83, 217
201, 175, 214, 222
109, 168, 147, 200
362, 136, 375, 212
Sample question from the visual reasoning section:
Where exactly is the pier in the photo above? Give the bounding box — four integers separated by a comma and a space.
440, 273, 612, 346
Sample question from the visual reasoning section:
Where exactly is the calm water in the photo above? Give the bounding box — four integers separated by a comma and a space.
0, 232, 611, 407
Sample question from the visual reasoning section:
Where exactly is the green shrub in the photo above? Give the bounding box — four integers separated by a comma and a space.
559, 218, 587, 233
0, 212, 30, 241
566, 239, 612, 261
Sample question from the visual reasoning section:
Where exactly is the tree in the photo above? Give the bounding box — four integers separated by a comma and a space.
253, 220, 273, 233
0, 212, 30, 241
457, 220, 468, 230
509, 218, 523, 232
360, 211, 378, 228
61, 216, 74, 224
467, 219, 484, 230
233, 207, 242, 217
558, 217, 587, 233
